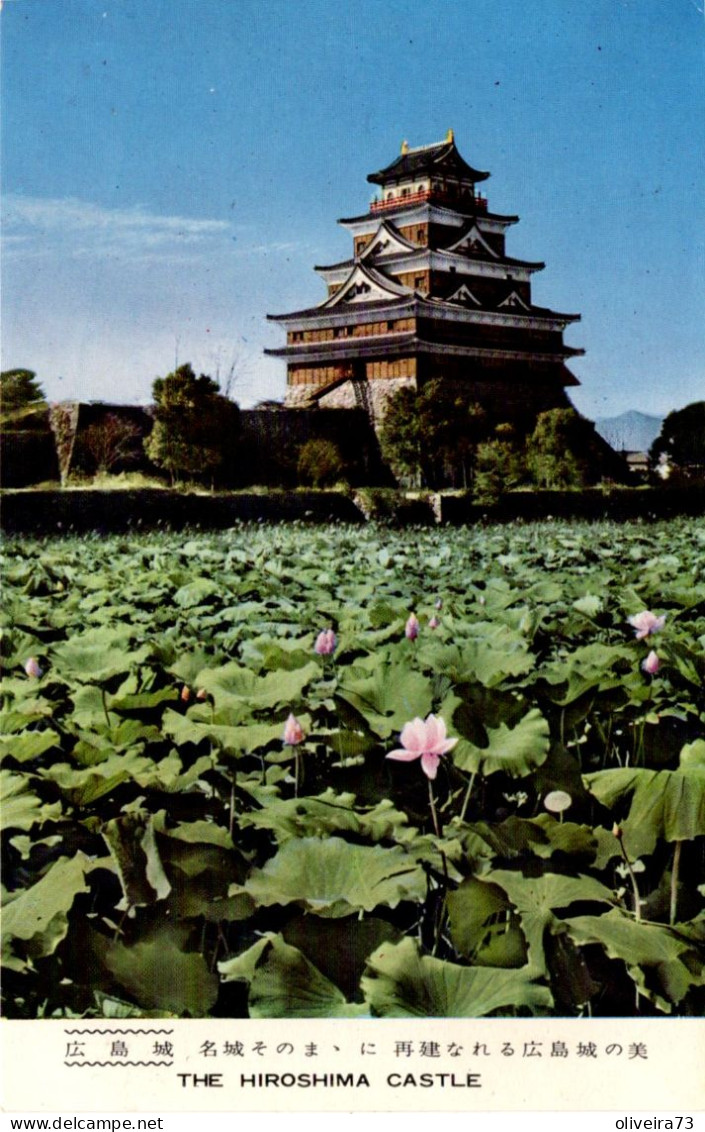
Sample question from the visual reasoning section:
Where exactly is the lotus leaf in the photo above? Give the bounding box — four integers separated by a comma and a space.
50, 629, 151, 684
360, 937, 551, 1016
416, 625, 535, 687
240, 837, 426, 917
447, 876, 526, 965
585, 742, 705, 856
484, 869, 614, 974
337, 658, 434, 738
2, 853, 90, 965
566, 909, 703, 1012
0, 731, 61, 764
1, 770, 63, 832
106, 925, 219, 1016
452, 707, 550, 777
219, 933, 365, 1018
193, 660, 320, 711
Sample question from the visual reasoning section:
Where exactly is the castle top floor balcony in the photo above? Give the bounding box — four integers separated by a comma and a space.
370, 187, 488, 214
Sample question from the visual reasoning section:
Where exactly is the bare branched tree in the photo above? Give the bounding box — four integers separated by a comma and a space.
82, 414, 143, 474
211, 344, 252, 401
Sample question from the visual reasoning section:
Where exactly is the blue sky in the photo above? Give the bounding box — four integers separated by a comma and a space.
2, 0, 703, 417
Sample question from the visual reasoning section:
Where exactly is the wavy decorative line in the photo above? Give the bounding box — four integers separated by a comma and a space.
63, 1029, 175, 1035
65, 1061, 173, 1068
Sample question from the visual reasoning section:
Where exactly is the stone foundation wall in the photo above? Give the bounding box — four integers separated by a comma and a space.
365, 377, 417, 426
284, 384, 322, 408
314, 376, 418, 426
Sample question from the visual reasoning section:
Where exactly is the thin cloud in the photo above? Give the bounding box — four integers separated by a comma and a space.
2, 195, 308, 265
2, 194, 233, 261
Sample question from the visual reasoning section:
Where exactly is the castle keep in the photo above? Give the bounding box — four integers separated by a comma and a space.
266, 131, 584, 423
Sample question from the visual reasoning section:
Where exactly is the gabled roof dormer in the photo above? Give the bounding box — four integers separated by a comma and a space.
320, 262, 413, 309
498, 290, 532, 312
447, 283, 482, 306
446, 224, 500, 259
360, 220, 417, 262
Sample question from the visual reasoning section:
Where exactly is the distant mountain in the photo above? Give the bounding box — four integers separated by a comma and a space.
593, 410, 663, 453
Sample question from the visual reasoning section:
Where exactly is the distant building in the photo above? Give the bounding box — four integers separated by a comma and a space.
266, 130, 583, 424
625, 451, 651, 478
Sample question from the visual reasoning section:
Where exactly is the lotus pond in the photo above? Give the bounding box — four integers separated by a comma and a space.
2, 518, 704, 1019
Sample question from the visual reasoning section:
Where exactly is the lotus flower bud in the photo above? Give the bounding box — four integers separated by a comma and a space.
612, 823, 623, 839
428, 615, 440, 630
405, 614, 420, 641
642, 650, 660, 675
435, 598, 443, 610
180, 685, 191, 703
314, 628, 336, 655
24, 657, 42, 679
283, 712, 305, 745
196, 688, 208, 701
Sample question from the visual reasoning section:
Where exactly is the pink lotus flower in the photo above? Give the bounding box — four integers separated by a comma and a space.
24, 657, 42, 679
642, 650, 660, 675
283, 712, 305, 745
628, 610, 666, 640
314, 629, 336, 655
428, 615, 440, 630
405, 614, 420, 641
386, 714, 458, 780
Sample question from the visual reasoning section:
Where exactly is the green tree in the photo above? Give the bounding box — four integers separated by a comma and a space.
379, 380, 490, 488
526, 408, 592, 489
297, 438, 346, 487
1, 370, 47, 420
474, 423, 526, 503
649, 401, 705, 472
144, 364, 239, 485
0, 370, 58, 486
378, 385, 424, 486
417, 380, 488, 488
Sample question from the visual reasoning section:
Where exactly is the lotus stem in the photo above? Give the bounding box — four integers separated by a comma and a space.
429, 810, 450, 957
428, 777, 441, 838
459, 765, 479, 824
432, 888, 448, 958
101, 687, 112, 729
615, 828, 642, 922
670, 840, 682, 926
294, 747, 300, 798
229, 781, 236, 838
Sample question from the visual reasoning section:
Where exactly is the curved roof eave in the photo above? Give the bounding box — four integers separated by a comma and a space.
337, 206, 519, 226
367, 140, 490, 186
